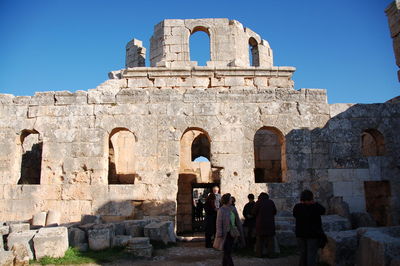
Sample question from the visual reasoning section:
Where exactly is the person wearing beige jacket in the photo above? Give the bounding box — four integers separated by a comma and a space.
214, 193, 245, 266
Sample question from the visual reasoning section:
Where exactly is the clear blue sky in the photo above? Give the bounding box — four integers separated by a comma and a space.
0, 0, 398, 103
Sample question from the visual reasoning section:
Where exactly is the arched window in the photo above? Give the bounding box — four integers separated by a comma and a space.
249, 37, 260, 67
18, 130, 42, 184
189, 27, 210, 66
108, 128, 136, 184
254, 127, 285, 183
191, 134, 210, 161
361, 129, 386, 156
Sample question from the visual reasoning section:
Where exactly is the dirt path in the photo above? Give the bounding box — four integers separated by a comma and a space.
103, 242, 299, 266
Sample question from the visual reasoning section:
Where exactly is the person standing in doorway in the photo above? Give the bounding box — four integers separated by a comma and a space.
293, 189, 326, 266
204, 193, 217, 248
252, 192, 277, 257
212, 185, 222, 209
242, 193, 256, 248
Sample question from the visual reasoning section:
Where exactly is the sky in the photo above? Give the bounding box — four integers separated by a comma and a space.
0, 0, 398, 104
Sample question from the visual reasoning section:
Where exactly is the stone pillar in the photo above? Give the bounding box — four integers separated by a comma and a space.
126, 39, 146, 68
385, 1, 400, 81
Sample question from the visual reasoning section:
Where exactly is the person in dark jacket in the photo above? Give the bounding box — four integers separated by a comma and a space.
293, 189, 326, 266
252, 192, 277, 257
242, 193, 256, 248
204, 193, 217, 248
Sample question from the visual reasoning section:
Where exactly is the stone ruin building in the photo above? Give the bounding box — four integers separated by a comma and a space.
0, 17, 399, 236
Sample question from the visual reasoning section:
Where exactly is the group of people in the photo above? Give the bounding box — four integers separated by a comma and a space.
202, 186, 326, 266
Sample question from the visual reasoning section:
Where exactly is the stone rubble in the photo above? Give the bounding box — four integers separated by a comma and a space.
11, 243, 30, 266
7, 230, 37, 260
126, 237, 153, 258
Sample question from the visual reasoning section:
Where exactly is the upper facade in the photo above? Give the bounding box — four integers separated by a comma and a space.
126, 18, 273, 68
120, 18, 296, 91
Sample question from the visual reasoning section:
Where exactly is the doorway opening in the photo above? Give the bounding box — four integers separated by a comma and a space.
192, 183, 219, 232
364, 180, 391, 226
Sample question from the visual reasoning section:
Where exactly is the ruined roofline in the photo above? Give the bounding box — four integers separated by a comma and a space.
127, 18, 277, 68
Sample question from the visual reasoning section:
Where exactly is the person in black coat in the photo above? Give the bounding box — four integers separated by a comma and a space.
252, 192, 277, 257
293, 189, 326, 266
204, 193, 217, 248
242, 193, 256, 248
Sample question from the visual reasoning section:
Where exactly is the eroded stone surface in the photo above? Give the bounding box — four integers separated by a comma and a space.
33, 227, 69, 260
7, 230, 36, 260
0, 250, 14, 266
11, 242, 30, 266
320, 230, 357, 266
88, 228, 111, 251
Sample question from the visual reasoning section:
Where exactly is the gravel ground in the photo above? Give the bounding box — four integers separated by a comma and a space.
103, 241, 299, 266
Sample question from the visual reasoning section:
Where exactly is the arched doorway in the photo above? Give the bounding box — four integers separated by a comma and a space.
177, 128, 218, 234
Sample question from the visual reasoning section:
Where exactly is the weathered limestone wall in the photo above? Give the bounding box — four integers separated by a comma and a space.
0, 18, 399, 229
149, 19, 273, 67
1, 76, 399, 225
386, 0, 400, 81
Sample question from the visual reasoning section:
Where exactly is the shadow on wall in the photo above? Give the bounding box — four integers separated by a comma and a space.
94, 200, 177, 222
19, 142, 42, 184
282, 102, 400, 226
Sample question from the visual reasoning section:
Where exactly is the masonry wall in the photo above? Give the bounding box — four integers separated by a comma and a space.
0, 69, 399, 225
386, 0, 400, 81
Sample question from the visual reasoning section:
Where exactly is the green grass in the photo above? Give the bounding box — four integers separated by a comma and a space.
30, 247, 135, 265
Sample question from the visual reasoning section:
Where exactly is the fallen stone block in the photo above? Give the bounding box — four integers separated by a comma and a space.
75, 243, 88, 252
81, 215, 101, 225
126, 237, 152, 258
0, 226, 9, 236
68, 227, 86, 247
124, 219, 152, 237
32, 212, 47, 228
33, 227, 69, 260
276, 230, 297, 247
112, 235, 132, 247
78, 223, 95, 233
110, 222, 125, 235
7, 230, 37, 260
11, 242, 30, 266
125, 224, 142, 237
356, 227, 400, 266
320, 230, 357, 266
350, 212, 376, 229
88, 228, 110, 251
128, 244, 153, 258
0, 250, 14, 266
9, 223, 30, 233
322, 215, 351, 232
144, 222, 170, 245
92, 223, 115, 240
127, 237, 150, 248
46, 210, 61, 226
